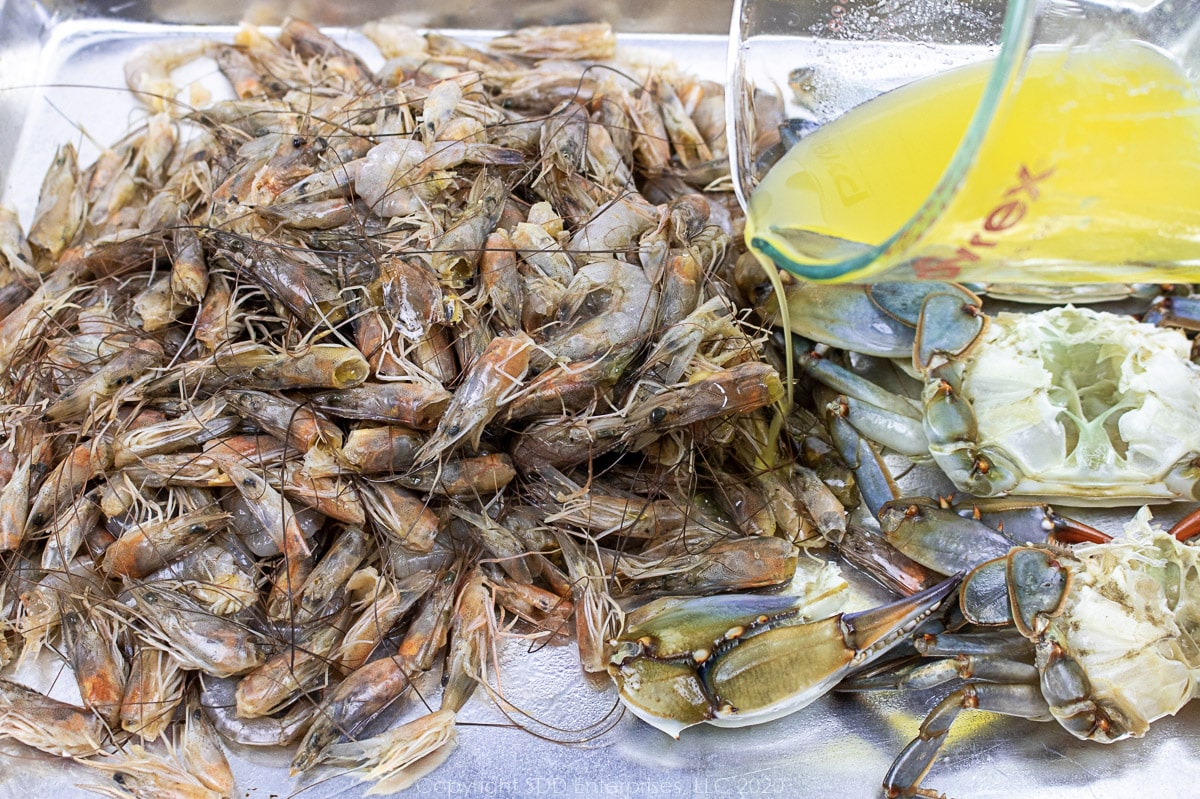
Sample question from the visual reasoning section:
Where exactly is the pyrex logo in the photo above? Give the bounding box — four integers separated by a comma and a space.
912, 163, 1055, 280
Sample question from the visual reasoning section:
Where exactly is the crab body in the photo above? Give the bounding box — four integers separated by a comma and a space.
850, 508, 1200, 797
766, 281, 1200, 505
928, 306, 1200, 502
1029, 514, 1200, 740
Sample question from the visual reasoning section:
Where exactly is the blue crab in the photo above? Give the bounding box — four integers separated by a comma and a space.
840, 506, 1200, 797
606, 500, 1200, 797
750, 279, 1200, 506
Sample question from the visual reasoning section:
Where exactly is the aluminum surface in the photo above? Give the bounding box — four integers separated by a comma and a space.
1, 3, 1198, 798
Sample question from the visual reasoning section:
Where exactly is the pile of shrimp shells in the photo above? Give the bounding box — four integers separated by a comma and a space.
0, 18, 842, 797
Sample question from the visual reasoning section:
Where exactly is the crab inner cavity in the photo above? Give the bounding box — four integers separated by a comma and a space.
950, 306, 1200, 501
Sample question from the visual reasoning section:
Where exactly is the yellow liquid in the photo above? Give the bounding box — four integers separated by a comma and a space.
746, 42, 1200, 284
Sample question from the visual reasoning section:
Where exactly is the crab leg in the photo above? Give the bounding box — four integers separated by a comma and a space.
839, 630, 1053, 799
842, 651, 1039, 692
767, 281, 984, 365
607, 576, 960, 738
1170, 506, 1200, 542
884, 684, 1052, 799
833, 396, 929, 458
797, 350, 925, 424
877, 499, 1019, 576
769, 282, 926, 357
877, 499, 1112, 595
822, 393, 902, 518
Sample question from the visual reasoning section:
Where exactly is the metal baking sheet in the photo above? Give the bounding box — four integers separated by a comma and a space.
2, 2, 1199, 798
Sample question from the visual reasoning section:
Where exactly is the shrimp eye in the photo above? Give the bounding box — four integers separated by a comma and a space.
227, 237, 244, 252
292, 136, 306, 148
649, 407, 667, 424
190, 524, 206, 534
113, 773, 126, 785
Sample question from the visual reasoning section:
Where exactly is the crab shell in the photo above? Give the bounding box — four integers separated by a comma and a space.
1038, 511, 1200, 740
926, 306, 1200, 505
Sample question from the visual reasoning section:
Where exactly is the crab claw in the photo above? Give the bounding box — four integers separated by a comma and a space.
607, 576, 961, 737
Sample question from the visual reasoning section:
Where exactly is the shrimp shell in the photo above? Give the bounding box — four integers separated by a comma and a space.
124, 39, 217, 113
223, 389, 344, 453
338, 569, 437, 671
28, 441, 113, 531
309, 382, 451, 429
335, 425, 424, 475
290, 655, 414, 774
235, 612, 345, 718
27, 144, 85, 259
77, 742, 229, 799
535, 259, 658, 366
321, 708, 457, 795
488, 22, 617, 60
390, 454, 517, 498
153, 343, 370, 394
121, 586, 266, 678
101, 507, 230, 578
0, 676, 108, 756
44, 339, 165, 423
120, 646, 185, 741
199, 674, 315, 748
60, 606, 128, 726
416, 333, 533, 463
440, 570, 495, 713
295, 525, 370, 622
181, 698, 238, 798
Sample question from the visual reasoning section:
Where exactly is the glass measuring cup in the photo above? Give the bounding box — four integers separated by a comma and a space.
728, 0, 1200, 284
